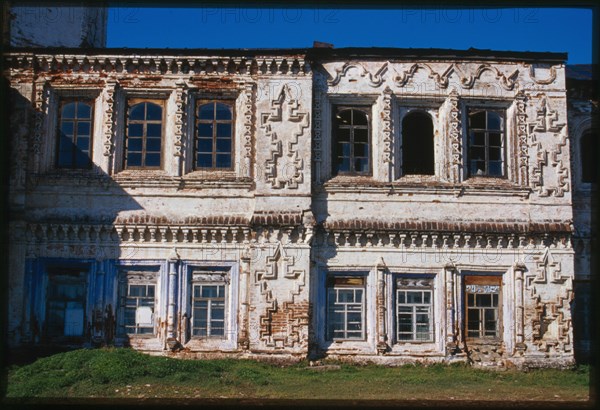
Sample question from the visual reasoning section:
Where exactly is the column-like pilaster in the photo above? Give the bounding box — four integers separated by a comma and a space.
238, 246, 251, 350
514, 262, 527, 353
444, 264, 458, 355
376, 258, 388, 354
166, 248, 180, 350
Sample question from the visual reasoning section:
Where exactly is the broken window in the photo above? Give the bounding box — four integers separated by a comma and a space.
401, 111, 434, 175
56, 99, 94, 169
332, 107, 371, 176
580, 131, 597, 183
190, 269, 228, 338
119, 271, 157, 335
396, 277, 433, 342
195, 101, 234, 170
467, 109, 505, 177
465, 275, 502, 339
124, 100, 163, 169
46, 268, 87, 340
326, 276, 366, 340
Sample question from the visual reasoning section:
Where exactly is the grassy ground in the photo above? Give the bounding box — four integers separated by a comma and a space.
3, 348, 591, 402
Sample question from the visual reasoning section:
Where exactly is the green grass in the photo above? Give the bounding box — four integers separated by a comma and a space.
4, 348, 591, 401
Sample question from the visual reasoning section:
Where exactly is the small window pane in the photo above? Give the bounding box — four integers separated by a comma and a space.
76, 136, 90, 150
470, 131, 485, 146
127, 153, 142, 167
487, 112, 502, 130
62, 103, 77, 119
337, 110, 351, 125
129, 104, 145, 120
61, 122, 74, 136
354, 128, 368, 143
216, 138, 231, 153
198, 103, 214, 120
197, 138, 213, 153
488, 161, 503, 176
145, 153, 161, 167
146, 103, 162, 120
197, 123, 213, 138
77, 122, 91, 136
217, 123, 232, 138
146, 138, 161, 152
216, 154, 232, 168
489, 132, 502, 147
215, 103, 232, 120
352, 110, 368, 126
337, 128, 350, 142
470, 111, 486, 129
77, 103, 92, 119
127, 138, 143, 152
355, 158, 369, 173
128, 123, 143, 137
197, 154, 212, 168
147, 123, 162, 138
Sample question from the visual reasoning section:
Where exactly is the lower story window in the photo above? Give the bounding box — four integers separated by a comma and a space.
191, 269, 229, 339
192, 283, 225, 337
46, 268, 87, 339
119, 270, 157, 335
465, 275, 502, 339
396, 277, 433, 342
326, 276, 366, 340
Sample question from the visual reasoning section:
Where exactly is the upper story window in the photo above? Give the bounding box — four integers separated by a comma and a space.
401, 111, 434, 175
467, 109, 505, 177
195, 101, 234, 170
332, 106, 371, 176
124, 100, 163, 169
56, 100, 94, 169
580, 131, 597, 184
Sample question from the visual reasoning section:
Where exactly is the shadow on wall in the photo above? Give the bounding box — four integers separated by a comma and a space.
8, 85, 148, 360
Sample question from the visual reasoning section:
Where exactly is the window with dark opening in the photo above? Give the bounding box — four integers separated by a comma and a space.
195, 101, 234, 170
46, 268, 87, 340
468, 110, 505, 177
326, 276, 366, 340
332, 107, 371, 175
581, 131, 597, 183
125, 101, 163, 169
56, 100, 93, 169
465, 275, 502, 340
402, 111, 434, 175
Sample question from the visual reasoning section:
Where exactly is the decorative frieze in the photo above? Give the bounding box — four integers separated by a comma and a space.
448, 89, 461, 183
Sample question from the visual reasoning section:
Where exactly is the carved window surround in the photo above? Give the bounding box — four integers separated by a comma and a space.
36, 85, 103, 175
179, 262, 239, 350
183, 89, 247, 179
113, 88, 172, 175
319, 94, 379, 183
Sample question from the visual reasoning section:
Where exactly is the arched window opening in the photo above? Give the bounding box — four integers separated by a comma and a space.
468, 110, 505, 177
332, 107, 371, 176
402, 111, 434, 175
57, 100, 93, 169
195, 101, 234, 170
581, 131, 597, 183
125, 101, 163, 169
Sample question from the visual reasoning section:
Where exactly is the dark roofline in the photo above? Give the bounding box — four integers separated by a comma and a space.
5, 46, 567, 63
307, 47, 567, 63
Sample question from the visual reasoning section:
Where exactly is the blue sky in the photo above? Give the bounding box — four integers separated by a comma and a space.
107, 7, 593, 64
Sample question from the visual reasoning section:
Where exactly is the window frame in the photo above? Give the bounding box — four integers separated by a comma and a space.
395, 276, 434, 343
118, 269, 159, 337
194, 99, 236, 171
326, 275, 367, 341
466, 108, 507, 178
55, 98, 95, 170
123, 97, 166, 170
331, 105, 373, 177
44, 267, 88, 342
463, 274, 503, 341
190, 269, 229, 340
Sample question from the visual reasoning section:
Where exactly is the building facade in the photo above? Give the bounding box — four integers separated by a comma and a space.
4, 46, 579, 368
